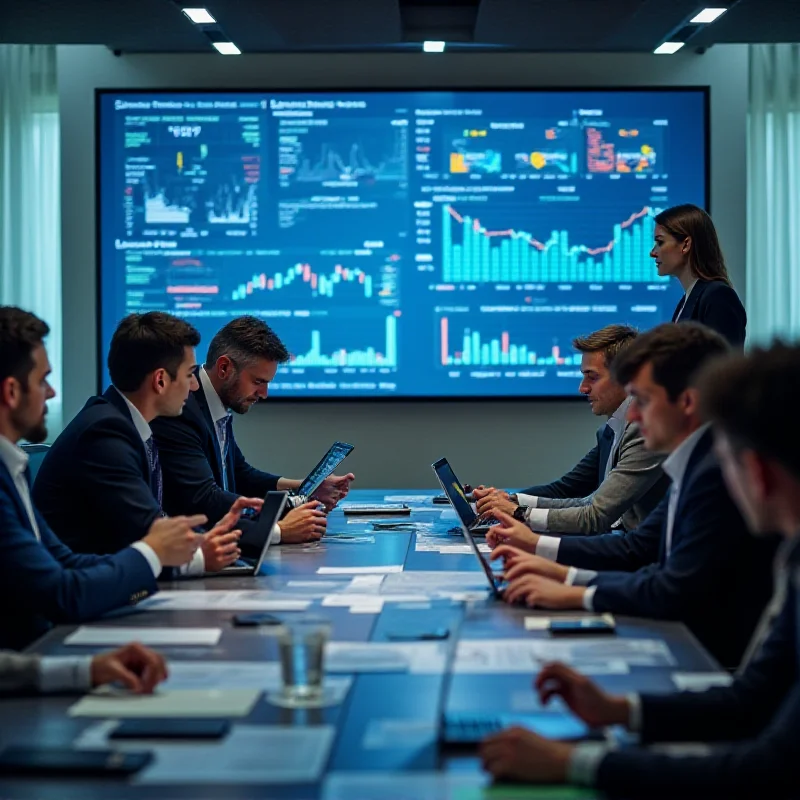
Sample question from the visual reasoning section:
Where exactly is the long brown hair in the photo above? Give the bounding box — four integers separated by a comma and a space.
654, 204, 732, 286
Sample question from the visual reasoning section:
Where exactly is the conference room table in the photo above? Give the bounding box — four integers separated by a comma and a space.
0, 490, 723, 799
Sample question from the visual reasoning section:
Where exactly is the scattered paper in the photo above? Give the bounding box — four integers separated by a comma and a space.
382, 571, 487, 593
322, 534, 376, 544
323, 772, 492, 800
525, 614, 616, 631
69, 687, 261, 718
138, 591, 310, 612
384, 495, 430, 503
454, 638, 675, 674
347, 574, 386, 590
65, 626, 221, 647
317, 566, 403, 575
325, 641, 448, 674
430, 544, 491, 555
323, 595, 385, 614
162, 661, 352, 699
76, 722, 335, 785
672, 672, 733, 692
362, 718, 438, 750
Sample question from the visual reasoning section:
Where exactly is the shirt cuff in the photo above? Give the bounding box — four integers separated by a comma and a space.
582, 585, 597, 611
627, 693, 642, 732
568, 742, 609, 786
567, 567, 599, 586
524, 507, 549, 531
130, 541, 162, 578
271, 523, 281, 544
38, 656, 94, 693
535, 535, 561, 561
181, 549, 206, 576
516, 493, 538, 508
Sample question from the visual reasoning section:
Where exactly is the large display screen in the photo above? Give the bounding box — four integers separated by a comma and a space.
97, 89, 707, 398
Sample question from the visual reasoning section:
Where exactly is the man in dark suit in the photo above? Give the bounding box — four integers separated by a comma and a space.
474, 325, 669, 535
489, 323, 775, 668
480, 341, 800, 798
152, 316, 355, 553
34, 312, 254, 574
0, 307, 201, 650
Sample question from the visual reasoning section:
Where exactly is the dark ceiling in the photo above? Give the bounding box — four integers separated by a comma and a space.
1, 0, 798, 53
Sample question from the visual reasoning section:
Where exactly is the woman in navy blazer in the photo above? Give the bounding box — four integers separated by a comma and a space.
651, 204, 747, 347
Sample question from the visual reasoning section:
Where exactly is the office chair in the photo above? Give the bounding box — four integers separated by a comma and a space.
20, 443, 50, 485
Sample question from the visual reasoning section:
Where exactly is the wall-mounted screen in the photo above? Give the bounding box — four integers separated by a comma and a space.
97, 88, 707, 398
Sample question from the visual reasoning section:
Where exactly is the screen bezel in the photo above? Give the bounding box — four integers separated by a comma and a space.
95, 86, 710, 401
297, 441, 355, 496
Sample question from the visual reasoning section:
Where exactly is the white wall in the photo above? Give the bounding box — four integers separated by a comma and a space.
57, 45, 748, 488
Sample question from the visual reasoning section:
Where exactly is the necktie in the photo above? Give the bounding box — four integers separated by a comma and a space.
215, 415, 233, 491
144, 436, 163, 510
598, 423, 616, 486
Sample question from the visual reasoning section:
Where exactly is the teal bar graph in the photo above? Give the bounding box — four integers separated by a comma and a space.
232, 262, 376, 301
292, 315, 398, 368
442, 204, 664, 284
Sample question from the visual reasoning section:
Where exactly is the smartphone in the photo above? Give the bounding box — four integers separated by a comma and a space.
232, 612, 282, 627
548, 619, 616, 636
0, 746, 152, 777
385, 627, 450, 641
111, 719, 230, 740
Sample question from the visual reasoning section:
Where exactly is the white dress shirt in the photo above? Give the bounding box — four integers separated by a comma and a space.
0, 435, 42, 541
115, 389, 205, 575
38, 656, 93, 692
197, 369, 281, 543
520, 397, 633, 532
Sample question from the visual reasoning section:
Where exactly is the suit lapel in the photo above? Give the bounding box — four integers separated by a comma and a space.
101, 387, 150, 478
0, 460, 38, 536
191, 386, 226, 483
678, 280, 708, 322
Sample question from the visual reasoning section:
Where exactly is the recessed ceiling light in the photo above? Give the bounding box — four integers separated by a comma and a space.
690, 8, 727, 24
182, 8, 216, 24
654, 41, 685, 55
212, 41, 241, 55
423, 41, 446, 53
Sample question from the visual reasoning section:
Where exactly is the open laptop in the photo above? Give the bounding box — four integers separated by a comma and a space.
431, 457, 495, 535
295, 441, 354, 499
218, 491, 288, 576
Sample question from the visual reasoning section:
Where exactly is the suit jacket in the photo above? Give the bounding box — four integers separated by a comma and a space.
0, 462, 156, 651
150, 384, 280, 556
555, 429, 776, 668
33, 387, 162, 555
595, 541, 800, 798
520, 422, 669, 533
673, 279, 747, 348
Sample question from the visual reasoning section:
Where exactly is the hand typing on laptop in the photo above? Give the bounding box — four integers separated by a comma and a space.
485, 511, 540, 553
280, 501, 327, 543
200, 496, 261, 572
490, 545, 569, 584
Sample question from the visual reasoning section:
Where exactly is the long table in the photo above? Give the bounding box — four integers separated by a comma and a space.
0, 490, 721, 798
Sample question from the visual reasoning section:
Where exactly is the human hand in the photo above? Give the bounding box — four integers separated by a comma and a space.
200, 527, 241, 571
536, 662, 630, 728
480, 726, 573, 784
472, 486, 508, 502
90, 642, 168, 694
313, 473, 355, 511
485, 510, 540, 553
476, 493, 517, 516
490, 545, 569, 583
503, 573, 586, 609
143, 515, 206, 566
280, 500, 327, 543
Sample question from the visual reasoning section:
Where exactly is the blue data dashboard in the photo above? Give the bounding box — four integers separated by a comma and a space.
97, 89, 707, 398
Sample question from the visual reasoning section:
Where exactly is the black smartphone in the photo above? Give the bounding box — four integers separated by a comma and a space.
0, 746, 152, 777
432, 495, 450, 504
385, 627, 450, 641
548, 619, 616, 636
232, 612, 282, 627
111, 719, 230, 740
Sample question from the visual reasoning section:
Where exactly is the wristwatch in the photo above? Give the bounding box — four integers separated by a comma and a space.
512, 505, 527, 522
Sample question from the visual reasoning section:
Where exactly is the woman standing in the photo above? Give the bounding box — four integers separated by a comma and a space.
651, 204, 746, 347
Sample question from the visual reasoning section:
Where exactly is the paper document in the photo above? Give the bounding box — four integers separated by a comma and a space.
382, 571, 487, 593
77, 721, 335, 785
323, 772, 492, 800
65, 626, 221, 647
138, 591, 310, 612
454, 638, 675, 673
317, 566, 403, 575
429, 544, 491, 555
525, 614, 616, 631
163, 661, 352, 698
672, 672, 733, 692
384, 495, 430, 503
325, 641, 448, 674
69, 687, 261, 718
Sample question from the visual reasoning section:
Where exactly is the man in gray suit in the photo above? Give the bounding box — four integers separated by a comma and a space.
0, 642, 167, 694
475, 325, 669, 541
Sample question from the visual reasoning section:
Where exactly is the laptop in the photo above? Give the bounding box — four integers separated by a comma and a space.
218, 491, 288, 576
431, 457, 495, 535
295, 441, 355, 499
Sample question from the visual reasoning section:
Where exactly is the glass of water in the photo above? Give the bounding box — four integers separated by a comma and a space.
272, 617, 332, 708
